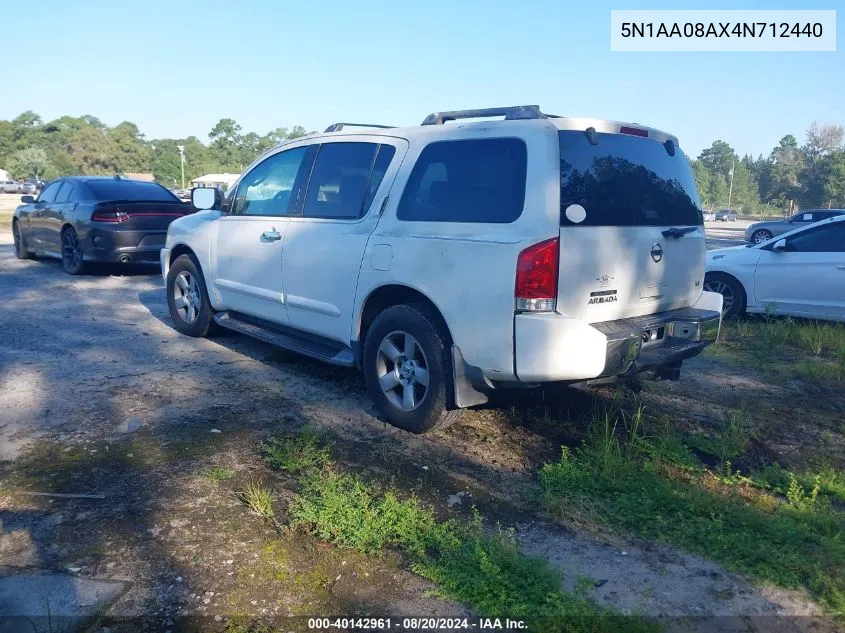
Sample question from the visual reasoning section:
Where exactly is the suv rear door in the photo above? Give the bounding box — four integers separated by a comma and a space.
554, 121, 704, 322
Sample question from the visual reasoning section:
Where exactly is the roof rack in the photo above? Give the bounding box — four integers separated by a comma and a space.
421, 105, 555, 126
323, 123, 395, 133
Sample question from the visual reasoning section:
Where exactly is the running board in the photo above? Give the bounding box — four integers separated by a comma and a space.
213, 312, 355, 367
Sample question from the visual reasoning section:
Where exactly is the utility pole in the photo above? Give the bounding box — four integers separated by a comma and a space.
177, 145, 186, 189
727, 158, 735, 210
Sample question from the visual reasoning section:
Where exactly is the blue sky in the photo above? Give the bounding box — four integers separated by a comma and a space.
0, 0, 842, 158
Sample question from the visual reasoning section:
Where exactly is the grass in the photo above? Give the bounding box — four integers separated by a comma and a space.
539, 406, 845, 614
201, 466, 235, 481
709, 317, 845, 382
257, 429, 656, 632
238, 478, 275, 518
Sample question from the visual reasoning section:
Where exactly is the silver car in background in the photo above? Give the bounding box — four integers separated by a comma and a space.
745, 209, 845, 244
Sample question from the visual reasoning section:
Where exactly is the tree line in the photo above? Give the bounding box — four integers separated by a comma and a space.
1, 111, 842, 215
691, 122, 845, 217
0, 111, 311, 188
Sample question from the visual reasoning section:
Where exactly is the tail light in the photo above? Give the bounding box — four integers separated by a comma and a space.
91, 208, 128, 223
515, 237, 559, 312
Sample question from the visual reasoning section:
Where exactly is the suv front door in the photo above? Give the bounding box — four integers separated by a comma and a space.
282, 139, 405, 343
213, 145, 313, 325
754, 222, 845, 319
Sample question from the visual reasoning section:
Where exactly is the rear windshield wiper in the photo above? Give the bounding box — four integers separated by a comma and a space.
662, 226, 698, 239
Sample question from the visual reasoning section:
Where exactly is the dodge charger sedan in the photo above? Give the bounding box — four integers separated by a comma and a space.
705, 215, 845, 321
12, 176, 193, 274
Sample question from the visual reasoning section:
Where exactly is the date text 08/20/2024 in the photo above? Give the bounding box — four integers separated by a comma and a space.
307, 618, 527, 630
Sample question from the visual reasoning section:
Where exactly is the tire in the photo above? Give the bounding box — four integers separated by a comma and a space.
12, 220, 33, 260
751, 229, 773, 244
704, 272, 746, 320
363, 303, 461, 434
166, 254, 216, 337
61, 227, 86, 275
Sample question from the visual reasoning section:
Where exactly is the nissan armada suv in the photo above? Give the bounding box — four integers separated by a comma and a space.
162, 106, 722, 433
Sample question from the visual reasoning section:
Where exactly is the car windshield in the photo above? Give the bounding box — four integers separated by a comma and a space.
86, 180, 179, 203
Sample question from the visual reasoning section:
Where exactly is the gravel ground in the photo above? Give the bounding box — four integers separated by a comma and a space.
0, 228, 834, 631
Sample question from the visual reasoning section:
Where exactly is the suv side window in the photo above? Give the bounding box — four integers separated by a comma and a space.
784, 223, 845, 252
232, 146, 311, 217
302, 142, 389, 220
397, 138, 527, 223
38, 181, 62, 204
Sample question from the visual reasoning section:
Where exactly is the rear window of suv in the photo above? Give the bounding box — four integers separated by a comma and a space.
397, 138, 527, 223
559, 130, 702, 227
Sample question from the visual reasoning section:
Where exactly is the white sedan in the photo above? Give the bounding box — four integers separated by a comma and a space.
704, 215, 845, 322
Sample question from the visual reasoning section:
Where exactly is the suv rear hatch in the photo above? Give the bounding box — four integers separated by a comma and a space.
554, 120, 704, 322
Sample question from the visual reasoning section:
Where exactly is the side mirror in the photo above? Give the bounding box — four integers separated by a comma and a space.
191, 187, 222, 211
20, 195, 35, 204
772, 239, 787, 251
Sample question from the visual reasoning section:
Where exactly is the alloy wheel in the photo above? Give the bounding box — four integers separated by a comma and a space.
375, 330, 430, 412
62, 230, 82, 270
173, 271, 202, 324
703, 279, 734, 316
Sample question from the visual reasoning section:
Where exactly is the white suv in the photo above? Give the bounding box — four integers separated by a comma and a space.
161, 106, 722, 433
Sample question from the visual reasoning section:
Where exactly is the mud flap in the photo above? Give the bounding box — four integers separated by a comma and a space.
451, 345, 491, 408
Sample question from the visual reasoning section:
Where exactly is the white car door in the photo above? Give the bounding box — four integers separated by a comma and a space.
754, 221, 845, 319
282, 138, 407, 343
213, 145, 313, 325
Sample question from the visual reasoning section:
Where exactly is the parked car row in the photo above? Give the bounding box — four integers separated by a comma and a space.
1, 179, 44, 194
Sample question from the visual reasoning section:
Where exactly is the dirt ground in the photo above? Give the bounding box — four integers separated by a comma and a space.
0, 228, 839, 632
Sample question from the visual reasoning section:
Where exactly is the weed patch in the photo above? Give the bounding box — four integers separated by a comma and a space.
238, 478, 275, 518
259, 431, 656, 632
201, 467, 235, 481
540, 409, 845, 613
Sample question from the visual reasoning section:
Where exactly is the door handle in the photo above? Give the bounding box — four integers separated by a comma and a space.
837, 265, 845, 270
261, 229, 281, 242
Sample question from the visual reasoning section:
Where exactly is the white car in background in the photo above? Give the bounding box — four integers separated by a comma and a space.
704, 215, 845, 321
1, 180, 20, 193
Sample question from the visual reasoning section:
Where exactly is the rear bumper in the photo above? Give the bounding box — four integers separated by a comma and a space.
86, 227, 167, 263
513, 292, 722, 384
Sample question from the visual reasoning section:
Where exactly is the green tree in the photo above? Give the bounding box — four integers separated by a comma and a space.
108, 121, 152, 172
67, 126, 120, 175
208, 118, 243, 171
5, 147, 50, 179
818, 151, 845, 208
698, 140, 736, 179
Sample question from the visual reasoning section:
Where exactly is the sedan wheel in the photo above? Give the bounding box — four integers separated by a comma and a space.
752, 229, 773, 244
12, 221, 32, 260
704, 272, 746, 320
61, 228, 85, 274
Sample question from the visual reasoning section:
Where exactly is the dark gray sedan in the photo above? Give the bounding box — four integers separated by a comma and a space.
12, 176, 193, 274
745, 209, 845, 244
